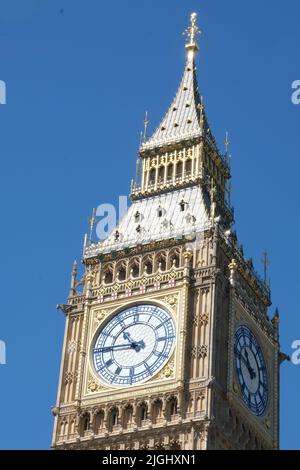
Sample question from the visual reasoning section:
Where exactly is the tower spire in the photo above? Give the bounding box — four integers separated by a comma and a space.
184, 12, 201, 60
141, 12, 210, 151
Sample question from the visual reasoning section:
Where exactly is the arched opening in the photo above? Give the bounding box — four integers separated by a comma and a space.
158, 166, 165, 182
142, 256, 153, 275
170, 399, 178, 417
137, 403, 148, 427
79, 413, 90, 437
166, 397, 178, 422
148, 168, 156, 186
167, 163, 174, 181
60, 418, 67, 438
117, 266, 126, 281
176, 161, 183, 178
152, 399, 163, 424
94, 410, 105, 435
103, 266, 113, 284
123, 405, 134, 430
185, 158, 192, 177
169, 251, 180, 269
108, 408, 119, 432
155, 253, 166, 272
130, 260, 140, 278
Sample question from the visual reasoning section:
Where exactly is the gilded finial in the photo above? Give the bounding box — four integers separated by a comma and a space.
272, 307, 280, 325
228, 180, 232, 209
261, 251, 270, 288
72, 259, 77, 273
198, 96, 204, 128
88, 208, 97, 245
143, 111, 150, 143
135, 157, 140, 183
69, 259, 77, 298
224, 131, 230, 154
183, 12, 202, 59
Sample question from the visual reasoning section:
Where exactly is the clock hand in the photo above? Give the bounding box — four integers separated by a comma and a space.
123, 332, 145, 352
95, 339, 146, 354
244, 349, 257, 379
123, 331, 135, 344
240, 353, 256, 380
94, 343, 138, 353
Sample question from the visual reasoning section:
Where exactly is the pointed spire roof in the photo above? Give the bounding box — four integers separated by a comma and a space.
141, 13, 215, 152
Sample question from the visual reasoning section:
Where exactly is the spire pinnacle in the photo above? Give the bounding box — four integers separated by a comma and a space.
183, 12, 201, 59
224, 131, 231, 155
88, 208, 97, 245
143, 111, 149, 143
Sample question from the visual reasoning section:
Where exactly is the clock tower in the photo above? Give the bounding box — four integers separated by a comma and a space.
52, 13, 281, 450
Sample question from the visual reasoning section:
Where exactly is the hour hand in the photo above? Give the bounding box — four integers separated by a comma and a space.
240, 353, 256, 379
123, 331, 134, 344
123, 332, 145, 351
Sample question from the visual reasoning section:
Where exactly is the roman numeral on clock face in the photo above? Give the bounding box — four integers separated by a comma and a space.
144, 363, 152, 374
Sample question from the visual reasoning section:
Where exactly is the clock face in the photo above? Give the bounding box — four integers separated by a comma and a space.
234, 325, 268, 416
92, 304, 176, 387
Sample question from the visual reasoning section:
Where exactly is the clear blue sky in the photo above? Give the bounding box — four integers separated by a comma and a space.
0, 0, 298, 449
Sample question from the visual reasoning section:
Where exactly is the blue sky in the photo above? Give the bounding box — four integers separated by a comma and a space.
0, 0, 299, 449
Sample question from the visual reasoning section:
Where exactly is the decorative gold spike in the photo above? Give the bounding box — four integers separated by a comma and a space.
83, 233, 87, 257
261, 251, 270, 287
198, 96, 204, 128
135, 157, 140, 183
228, 180, 232, 208
224, 131, 231, 154
88, 208, 97, 245
143, 111, 150, 143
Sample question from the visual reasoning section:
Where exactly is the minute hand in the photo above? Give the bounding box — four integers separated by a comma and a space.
94, 344, 135, 353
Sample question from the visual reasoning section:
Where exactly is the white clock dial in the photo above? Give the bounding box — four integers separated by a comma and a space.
92, 304, 176, 387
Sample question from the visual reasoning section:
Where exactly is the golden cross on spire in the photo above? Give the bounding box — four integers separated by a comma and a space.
143, 111, 150, 143
183, 12, 202, 55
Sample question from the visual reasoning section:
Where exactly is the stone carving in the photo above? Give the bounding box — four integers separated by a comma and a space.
157, 358, 175, 379
64, 371, 78, 385
163, 294, 178, 309
87, 373, 105, 394
67, 340, 77, 354
191, 345, 207, 358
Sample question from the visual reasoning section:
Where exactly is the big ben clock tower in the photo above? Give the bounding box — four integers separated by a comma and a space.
52, 13, 281, 450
